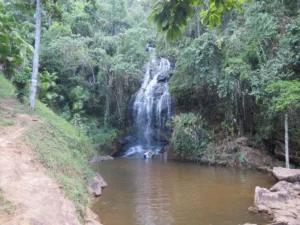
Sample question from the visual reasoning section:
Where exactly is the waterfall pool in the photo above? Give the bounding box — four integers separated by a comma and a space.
91, 158, 274, 225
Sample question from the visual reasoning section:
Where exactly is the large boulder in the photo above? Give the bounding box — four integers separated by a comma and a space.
88, 173, 108, 197
273, 167, 300, 183
253, 185, 300, 225
254, 187, 291, 207
105, 135, 129, 156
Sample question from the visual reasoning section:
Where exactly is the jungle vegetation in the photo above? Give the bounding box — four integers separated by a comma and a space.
1, 0, 300, 166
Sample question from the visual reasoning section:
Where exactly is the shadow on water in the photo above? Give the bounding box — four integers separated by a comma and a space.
91, 158, 275, 225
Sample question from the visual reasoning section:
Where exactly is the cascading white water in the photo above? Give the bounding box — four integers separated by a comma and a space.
124, 48, 172, 157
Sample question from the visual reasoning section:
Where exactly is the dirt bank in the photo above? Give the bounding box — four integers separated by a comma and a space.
0, 98, 100, 225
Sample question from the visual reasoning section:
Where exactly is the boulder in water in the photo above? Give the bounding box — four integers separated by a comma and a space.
104, 135, 129, 156
157, 74, 170, 82
272, 167, 300, 183
252, 184, 300, 225
88, 173, 108, 197
254, 186, 290, 206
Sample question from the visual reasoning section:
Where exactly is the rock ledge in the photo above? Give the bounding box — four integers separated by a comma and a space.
272, 167, 300, 183
250, 167, 300, 225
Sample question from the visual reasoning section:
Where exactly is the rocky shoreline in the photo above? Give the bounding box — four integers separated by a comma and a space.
248, 167, 300, 225
87, 156, 113, 225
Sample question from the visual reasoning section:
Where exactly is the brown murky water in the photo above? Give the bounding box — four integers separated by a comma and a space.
91, 158, 275, 225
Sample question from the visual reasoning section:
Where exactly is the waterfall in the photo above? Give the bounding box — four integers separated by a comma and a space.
124, 48, 172, 157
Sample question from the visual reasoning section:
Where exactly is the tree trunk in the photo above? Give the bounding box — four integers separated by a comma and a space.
284, 113, 290, 168
196, 7, 200, 38
29, 0, 42, 110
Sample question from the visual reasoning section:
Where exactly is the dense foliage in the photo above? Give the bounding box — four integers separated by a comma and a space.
1, 0, 156, 150
150, 0, 248, 40
160, 0, 300, 162
171, 113, 208, 159
1, 0, 300, 164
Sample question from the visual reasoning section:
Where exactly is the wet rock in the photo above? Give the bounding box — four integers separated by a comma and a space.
157, 74, 170, 82
273, 167, 300, 183
89, 181, 102, 196
94, 173, 108, 188
153, 83, 165, 97
152, 153, 163, 159
248, 206, 258, 213
152, 129, 171, 144
89, 155, 114, 164
105, 135, 129, 156
88, 173, 107, 197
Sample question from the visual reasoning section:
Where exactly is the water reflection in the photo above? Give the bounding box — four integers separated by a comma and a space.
134, 160, 173, 225
91, 159, 275, 225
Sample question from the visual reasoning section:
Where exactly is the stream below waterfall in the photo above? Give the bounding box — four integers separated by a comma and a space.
91, 159, 274, 225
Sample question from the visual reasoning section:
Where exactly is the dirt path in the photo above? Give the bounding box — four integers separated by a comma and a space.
0, 100, 84, 225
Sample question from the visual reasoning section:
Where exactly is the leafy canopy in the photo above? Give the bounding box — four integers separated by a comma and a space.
149, 0, 250, 41
265, 80, 300, 112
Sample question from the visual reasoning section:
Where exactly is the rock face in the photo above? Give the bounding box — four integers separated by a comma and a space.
253, 180, 300, 225
89, 155, 114, 164
157, 73, 170, 82
108, 136, 129, 156
270, 181, 300, 193
88, 173, 108, 198
273, 167, 300, 182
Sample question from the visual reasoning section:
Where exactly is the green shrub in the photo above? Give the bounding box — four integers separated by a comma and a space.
84, 119, 118, 151
12, 72, 29, 103
171, 113, 207, 160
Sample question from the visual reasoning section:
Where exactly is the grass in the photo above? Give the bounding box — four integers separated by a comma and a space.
25, 123, 94, 218
0, 116, 15, 126
0, 75, 15, 99
0, 189, 15, 216
0, 74, 96, 220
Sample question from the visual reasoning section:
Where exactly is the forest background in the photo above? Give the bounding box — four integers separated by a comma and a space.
1, 0, 300, 165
